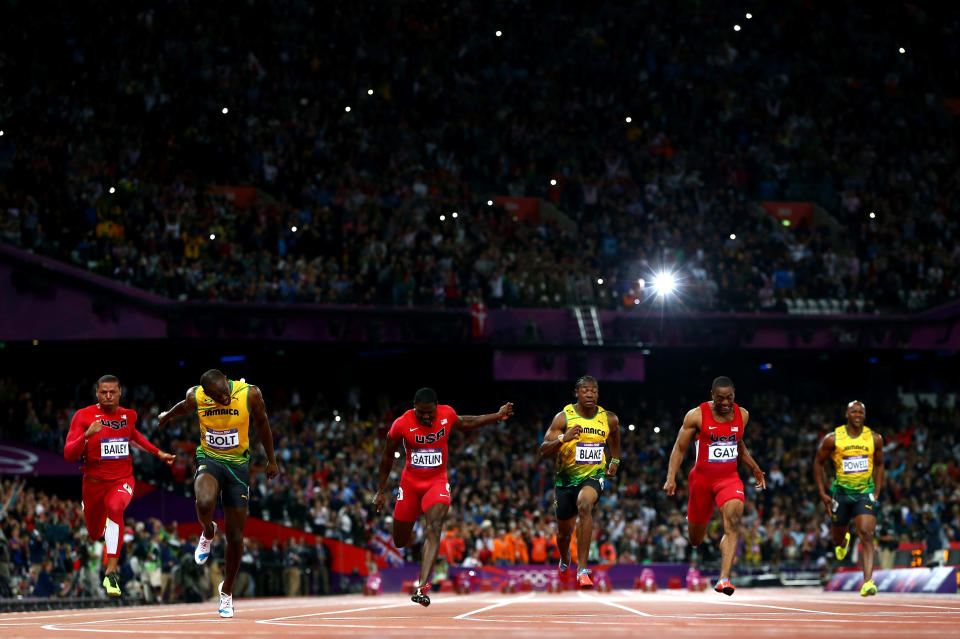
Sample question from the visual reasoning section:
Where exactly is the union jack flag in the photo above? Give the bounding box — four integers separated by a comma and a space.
372, 529, 404, 566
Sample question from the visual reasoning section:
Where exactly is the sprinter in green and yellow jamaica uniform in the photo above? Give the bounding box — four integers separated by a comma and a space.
814, 400, 885, 597
539, 375, 621, 590
158, 369, 279, 618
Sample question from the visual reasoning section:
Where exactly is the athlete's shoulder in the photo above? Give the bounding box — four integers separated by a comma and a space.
437, 405, 457, 418
562, 403, 576, 416
120, 406, 137, 420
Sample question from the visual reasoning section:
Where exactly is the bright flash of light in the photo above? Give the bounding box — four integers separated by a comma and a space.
109, 187, 116, 194
495, 30, 502, 37
652, 271, 678, 296
628, 424, 636, 431
452, 212, 459, 219
487, 200, 493, 206
440, 214, 446, 221
209, 234, 216, 240
654, 426, 661, 433
367, 89, 374, 95
291, 226, 298, 232
345, 106, 351, 112
394, 451, 401, 458
729, 233, 736, 240
734, 24, 741, 31
625, 116, 632, 123
746, 13, 753, 19
597, 278, 604, 285
335, 415, 342, 422
899, 47, 905, 54
221, 107, 229, 115
550, 179, 557, 186
869, 212, 876, 219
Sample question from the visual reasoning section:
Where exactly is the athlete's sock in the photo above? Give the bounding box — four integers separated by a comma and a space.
104, 518, 120, 557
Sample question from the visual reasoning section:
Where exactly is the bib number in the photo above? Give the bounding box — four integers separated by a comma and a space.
841, 455, 869, 474
575, 442, 604, 464
100, 438, 129, 459
205, 428, 240, 450
708, 441, 738, 463
410, 448, 442, 468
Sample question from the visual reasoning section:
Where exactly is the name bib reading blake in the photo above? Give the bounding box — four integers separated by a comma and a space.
841, 455, 869, 474
575, 442, 604, 464
411, 448, 442, 468
708, 441, 738, 462
100, 438, 129, 459
206, 428, 240, 450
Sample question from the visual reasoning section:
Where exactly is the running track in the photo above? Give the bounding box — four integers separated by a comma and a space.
1, 588, 958, 638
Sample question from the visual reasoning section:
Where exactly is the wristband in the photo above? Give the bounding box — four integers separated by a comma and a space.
609, 458, 620, 465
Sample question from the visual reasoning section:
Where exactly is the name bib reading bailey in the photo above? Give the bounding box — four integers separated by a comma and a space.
575, 442, 604, 464
205, 428, 240, 450
100, 438, 129, 459
841, 455, 869, 474
411, 448, 442, 468
708, 441, 738, 462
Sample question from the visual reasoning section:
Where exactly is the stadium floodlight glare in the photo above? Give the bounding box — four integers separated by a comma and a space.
495, 30, 502, 37
550, 179, 557, 186
291, 226, 298, 232
209, 234, 216, 240
652, 271, 678, 296
221, 107, 229, 115
899, 47, 905, 54
734, 24, 741, 31
625, 116, 632, 123
440, 214, 446, 221
367, 89, 374, 95
654, 426, 661, 433
452, 212, 459, 219
487, 200, 493, 206
345, 106, 351, 112
729, 233, 736, 240
0, 130, 4, 136
597, 278, 604, 285
109, 187, 116, 194
628, 424, 635, 431
869, 212, 876, 219
746, 12, 753, 19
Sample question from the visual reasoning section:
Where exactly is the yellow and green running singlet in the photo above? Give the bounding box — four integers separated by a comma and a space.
831, 425, 875, 495
555, 403, 609, 487
195, 380, 252, 465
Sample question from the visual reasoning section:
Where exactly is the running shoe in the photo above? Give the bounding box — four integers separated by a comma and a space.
218, 581, 234, 618
195, 521, 218, 565
714, 578, 735, 596
835, 531, 851, 561
102, 572, 121, 597
558, 561, 571, 585
411, 582, 432, 607
860, 580, 877, 597
577, 569, 593, 590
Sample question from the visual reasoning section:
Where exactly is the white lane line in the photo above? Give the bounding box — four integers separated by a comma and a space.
257, 595, 473, 624
454, 592, 536, 619
696, 599, 846, 615
791, 597, 960, 610
577, 590, 653, 616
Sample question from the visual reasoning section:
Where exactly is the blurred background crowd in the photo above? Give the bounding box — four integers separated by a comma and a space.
2, 2, 959, 311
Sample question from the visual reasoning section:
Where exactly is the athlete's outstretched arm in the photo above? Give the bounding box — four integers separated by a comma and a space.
157, 387, 198, 427
248, 385, 279, 480
872, 432, 885, 499
662, 407, 701, 496
605, 412, 621, 477
373, 435, 402, 513
453, 402, 514, 432
538, 412, 576, 459
736, 408, 765, 489
813, 433, 836, 514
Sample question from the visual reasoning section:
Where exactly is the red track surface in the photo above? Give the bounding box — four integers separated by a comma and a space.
1, 588, 958, 638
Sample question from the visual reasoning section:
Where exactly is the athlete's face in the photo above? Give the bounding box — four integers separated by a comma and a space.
845, 402, 866, 426
414, 402, 437, 428
203, 379, 232, 406
575, 383, 598, 409
712, 386, 735, 415
96, 382, 121, 410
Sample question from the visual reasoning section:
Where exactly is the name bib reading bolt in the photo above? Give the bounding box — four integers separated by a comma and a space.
575, 442, 604, 464
841, 455, 869, 474
708, 441, 738, 462
100, 438, 129, 459
206, 429, 240, 450
411, 448, 442, 468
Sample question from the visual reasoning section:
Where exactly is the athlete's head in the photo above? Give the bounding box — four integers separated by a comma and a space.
96, 375, 121, 411
200, 369, 231, 406
574, 375, 599, 409
711, 376, 735, 415
845, 400, 866, 426
413, 387, 438, 428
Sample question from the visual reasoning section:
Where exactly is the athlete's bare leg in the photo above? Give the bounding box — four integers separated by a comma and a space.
556, 517, 575, 565
418, 502, 449, 588
195, 473, 220, 539
221, 506, 247, 596
575, 486, 599, 570
853, 513, 877, 582
687, 521, 709, 547
392, 519, 416, 549
831, 524, 849, 547
718, 499, 743, 580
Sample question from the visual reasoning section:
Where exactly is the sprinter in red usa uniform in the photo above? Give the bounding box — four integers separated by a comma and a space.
663, 376, 765, 596
373, 388, 513, 607
64, 375, 174, 597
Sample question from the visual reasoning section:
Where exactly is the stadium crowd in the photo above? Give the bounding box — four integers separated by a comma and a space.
2, 2, 960, 312
2, 374, 958, 599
